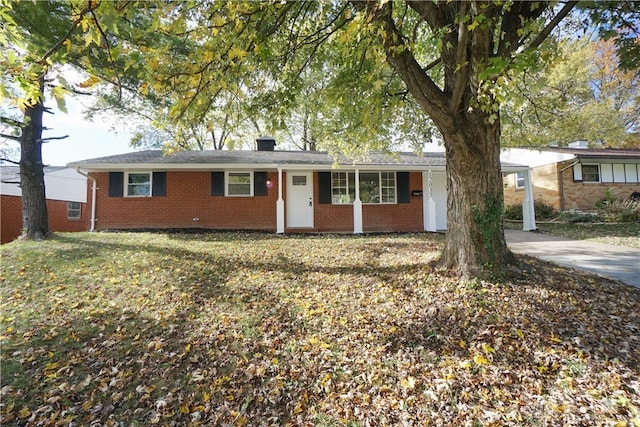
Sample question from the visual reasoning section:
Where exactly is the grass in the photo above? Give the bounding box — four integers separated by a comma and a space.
1, 231, 639, 426
506, 220, 640, 248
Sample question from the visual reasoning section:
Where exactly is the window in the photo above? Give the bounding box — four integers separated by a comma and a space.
67, 201, 81, 219
515, 171, 525, 189
126, 172, 151, 196
582, 164, 600, 183
227, 172, 252, 196
331, 172, 396, 204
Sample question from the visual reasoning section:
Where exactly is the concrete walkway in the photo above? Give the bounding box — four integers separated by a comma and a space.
505, 229, 640, 287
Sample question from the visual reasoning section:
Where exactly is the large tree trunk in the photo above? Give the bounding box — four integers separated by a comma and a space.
440, 113, 509, 279
19, 100, 49, 241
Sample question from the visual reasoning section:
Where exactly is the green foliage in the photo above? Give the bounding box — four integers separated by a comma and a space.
594, 189, 640, 222
472, 195, 504, 259
501, 39, 639, 147
505, 200, 555, 221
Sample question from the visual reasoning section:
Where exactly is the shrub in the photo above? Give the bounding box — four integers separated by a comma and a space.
596, 198, 640, 223
504, 200, 555, 221
557, 210, 600, 223
504, 204, 523, 220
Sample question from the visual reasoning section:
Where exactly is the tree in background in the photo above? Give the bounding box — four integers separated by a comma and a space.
502, 38, 640, 148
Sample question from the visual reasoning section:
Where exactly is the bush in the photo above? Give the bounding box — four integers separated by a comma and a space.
558, 210, 600, 223
596, 198, 640, 223
504, 200, 555, 221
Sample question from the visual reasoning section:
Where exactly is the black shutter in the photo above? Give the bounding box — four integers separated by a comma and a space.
318, 172, 332, 204
211, 171, 224, 196
152, 172, 166, 197
254, 171, 268, 196
397, 172, 410, 203
108, 172, 123, 197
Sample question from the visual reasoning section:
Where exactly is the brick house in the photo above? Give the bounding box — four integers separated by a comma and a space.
69, 142, 534, 234
0, 166, 89, 244
502, 143, 640, 212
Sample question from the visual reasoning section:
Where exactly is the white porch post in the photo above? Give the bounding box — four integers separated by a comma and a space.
424, 170, 437, 232
522, 168, 537, 231
276, 167, 285, 233
353, 169, 363, 234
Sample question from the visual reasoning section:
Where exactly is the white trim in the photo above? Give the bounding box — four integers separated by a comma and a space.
353, 169, 363, 234
225, 171, 254, 196
276, 167, 285, 233
522, 168, 537, 231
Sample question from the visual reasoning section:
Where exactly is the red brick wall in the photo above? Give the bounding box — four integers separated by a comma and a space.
1, 195, 88, 244
1, 195, 22, 244
313, 171, 424, 232
90, 171, 278, 231
89, 170, 425, 233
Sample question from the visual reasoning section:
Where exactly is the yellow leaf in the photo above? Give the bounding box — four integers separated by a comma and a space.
179, 403, 190, 414
203, 391, 210, 403
63, 38, 72, 53
482, 343, 495, 354
18, 407, 31, 419
460, 360, 472, 369
515, 329, 524, 339
473, 354, 490, 366
458, 339, 466, 348
184, 343, 191, 353
400, 376, 416, 389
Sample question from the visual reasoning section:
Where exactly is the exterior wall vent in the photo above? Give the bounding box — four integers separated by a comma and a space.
256, 137, 276, 151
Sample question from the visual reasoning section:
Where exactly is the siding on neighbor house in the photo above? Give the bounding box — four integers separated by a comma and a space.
503, 160, 640, 212
88, 170, 425, 233
504, 163, 562, 210
560, 161, 640, 210
1, 195, 88, 244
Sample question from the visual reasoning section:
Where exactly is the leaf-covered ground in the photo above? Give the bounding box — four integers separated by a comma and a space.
1, 231, 639, 426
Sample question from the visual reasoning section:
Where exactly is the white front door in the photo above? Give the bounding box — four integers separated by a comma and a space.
286, 172, 314, 228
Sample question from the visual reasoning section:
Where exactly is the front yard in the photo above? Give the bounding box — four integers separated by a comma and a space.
1, 231, 639, 425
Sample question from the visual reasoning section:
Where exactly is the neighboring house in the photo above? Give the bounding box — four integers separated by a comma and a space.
69, 140, 535, 234
501, 141, 640, 212
0, 166, 89, 244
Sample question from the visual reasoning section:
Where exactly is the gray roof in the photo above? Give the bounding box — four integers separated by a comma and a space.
68, 149, 527, 171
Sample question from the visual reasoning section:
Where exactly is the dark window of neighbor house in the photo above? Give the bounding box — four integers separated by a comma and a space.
515, 171, 525, 189
67, 201, 81, 219
582, 164, 600, 183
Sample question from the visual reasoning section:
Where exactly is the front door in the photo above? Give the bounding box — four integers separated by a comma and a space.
286, 172, 314, 228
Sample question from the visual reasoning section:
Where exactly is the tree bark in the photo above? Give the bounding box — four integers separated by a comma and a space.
19, 99, 49, 241
440, 112, 509, 279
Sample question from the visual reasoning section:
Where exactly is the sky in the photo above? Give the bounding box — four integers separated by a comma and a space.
41, 98, 133, 167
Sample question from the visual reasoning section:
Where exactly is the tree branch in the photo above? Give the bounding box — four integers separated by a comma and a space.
0, 133, 21, 142
449, 1, 470, 114
1, 116, 23, 128
0, 157, 21, 165
39, 135, 69, 142
526, 1, 578, 52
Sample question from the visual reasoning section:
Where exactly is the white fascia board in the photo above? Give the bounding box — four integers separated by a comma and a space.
74, 163, 449, 172
501, 148, 575, 168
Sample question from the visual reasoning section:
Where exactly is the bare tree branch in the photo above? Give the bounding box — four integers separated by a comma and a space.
0, 157, 21, 165
39, 135, 69, 142
0, 133, 21, 142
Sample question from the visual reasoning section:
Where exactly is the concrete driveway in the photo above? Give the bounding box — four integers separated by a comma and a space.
505, 229, 640, 287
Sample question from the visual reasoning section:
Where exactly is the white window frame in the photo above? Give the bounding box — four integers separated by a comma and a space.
581, 164, 600, 183
515, 171, 525, 189
125, 172, 152, 197
67, 201, 81, 219
331, 171, 397, 205
225, 171, 253, 196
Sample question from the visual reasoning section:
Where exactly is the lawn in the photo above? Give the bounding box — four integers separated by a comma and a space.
1, 231, 639, 426
506, 221, 640, 249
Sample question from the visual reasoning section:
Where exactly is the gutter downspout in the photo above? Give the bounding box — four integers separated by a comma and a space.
558, 160, 580, 211
75, 168, 97, 231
